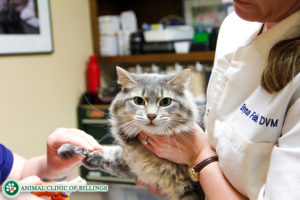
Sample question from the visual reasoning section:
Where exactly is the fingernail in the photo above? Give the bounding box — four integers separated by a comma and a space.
86, 145, 94, 151
94, 145, 102, 151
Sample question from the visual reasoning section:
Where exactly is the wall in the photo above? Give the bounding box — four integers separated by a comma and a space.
0, 0, 93, 158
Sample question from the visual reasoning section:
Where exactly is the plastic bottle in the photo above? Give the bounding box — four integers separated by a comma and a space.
87, 55, 100, 104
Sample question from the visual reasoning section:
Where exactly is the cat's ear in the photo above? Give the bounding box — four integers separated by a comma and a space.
167, 69, 190, 93
116, 66, 136, 87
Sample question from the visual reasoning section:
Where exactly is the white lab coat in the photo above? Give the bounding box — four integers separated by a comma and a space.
205, 10, 300, 200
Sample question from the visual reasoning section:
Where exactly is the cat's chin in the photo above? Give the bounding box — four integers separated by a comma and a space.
141, 125, 184, 136
141, 121, 194, 136
140, 125, 172, 135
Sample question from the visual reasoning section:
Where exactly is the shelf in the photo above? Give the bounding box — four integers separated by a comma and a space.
89, 0, 215, 65
98, 51, 215, 64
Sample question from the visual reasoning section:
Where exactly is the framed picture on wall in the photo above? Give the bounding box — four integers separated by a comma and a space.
0, 0, 53, 55
184, 0, 233, 33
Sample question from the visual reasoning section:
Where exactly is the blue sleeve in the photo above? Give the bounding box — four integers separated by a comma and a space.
0, 144, 14, 185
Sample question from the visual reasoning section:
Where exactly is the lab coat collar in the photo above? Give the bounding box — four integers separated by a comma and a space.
252, 9, 300, 59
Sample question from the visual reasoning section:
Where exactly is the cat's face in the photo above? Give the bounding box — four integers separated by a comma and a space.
110, 67, 198, 138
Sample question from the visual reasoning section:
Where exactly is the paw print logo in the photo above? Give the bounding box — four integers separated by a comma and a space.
2, 180, 20, 198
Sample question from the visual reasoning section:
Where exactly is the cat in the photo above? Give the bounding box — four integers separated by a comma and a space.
58, 67, 205, 200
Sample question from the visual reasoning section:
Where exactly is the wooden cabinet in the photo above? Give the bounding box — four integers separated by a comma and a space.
88, 0, 215, 64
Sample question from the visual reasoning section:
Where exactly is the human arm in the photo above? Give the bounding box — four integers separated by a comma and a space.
7, 128, 102, 181
138, 124, 247, 200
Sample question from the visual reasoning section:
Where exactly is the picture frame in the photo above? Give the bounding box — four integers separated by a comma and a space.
0, 0, 53, 55
184, 0, 233, 33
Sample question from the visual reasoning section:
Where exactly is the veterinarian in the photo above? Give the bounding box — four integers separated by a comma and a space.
138, 0, 300, 199
0, 128, 101, 200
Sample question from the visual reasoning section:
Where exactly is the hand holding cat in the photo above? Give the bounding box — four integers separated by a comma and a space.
138, 123, 216, 167
46, 128, 102, 177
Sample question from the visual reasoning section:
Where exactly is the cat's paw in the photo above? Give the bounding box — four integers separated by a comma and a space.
83, 151, 105, 169
57, 144, 87, 159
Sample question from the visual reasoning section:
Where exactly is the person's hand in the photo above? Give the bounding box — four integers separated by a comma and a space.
46, 128, 102, 177
138, 123, 216, 166
135, 178, 167, 199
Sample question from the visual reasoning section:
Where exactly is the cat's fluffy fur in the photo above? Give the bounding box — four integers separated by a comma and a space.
58, 67, 204, 200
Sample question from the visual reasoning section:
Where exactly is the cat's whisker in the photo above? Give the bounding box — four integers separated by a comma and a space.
132, 126, 141, 136
185, 128, 202, 136
160, 122, 172, 136
79, 85, 110, 117
168, 116, 194, 120
123, 126, 135, 136
115, 119, 135, 129
163, 125, 172, 150
121, 122, 139, 137
112, 139, 119, 145
184, 132, 198, 137
111, 113, 136, 117
121, 124, 132, 133
171, 135, 188, 164
167, 121, 182, 129
132, 127, 140, 136
178, 133, 196, 149
173, 119, 192, 124
133, 115, 146, 121
167, 134, 171, 150
114, 118, 134, 125
97, 132, 114, 143
121, 127, 135, 138
88, 123, 111, 129
117, 122, 138, 138
168, 120, 190, 125
132, 118, 144, 122
166, 122, 199, 140
167, 122, 199, 136
110, 119, 130, 126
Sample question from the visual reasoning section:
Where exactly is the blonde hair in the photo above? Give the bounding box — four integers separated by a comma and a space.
262, 36, 300, 93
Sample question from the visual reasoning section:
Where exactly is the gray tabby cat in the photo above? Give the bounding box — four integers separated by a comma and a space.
58, 67, 204, 200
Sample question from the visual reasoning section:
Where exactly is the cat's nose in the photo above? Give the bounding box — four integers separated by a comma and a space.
147, 114, 157, 121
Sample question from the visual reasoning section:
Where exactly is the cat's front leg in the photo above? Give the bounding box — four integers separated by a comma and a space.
58, 144, 134, 178
84, 145, 134, 178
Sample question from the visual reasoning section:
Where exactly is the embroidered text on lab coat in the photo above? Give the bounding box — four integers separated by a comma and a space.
240, 103, 278, 127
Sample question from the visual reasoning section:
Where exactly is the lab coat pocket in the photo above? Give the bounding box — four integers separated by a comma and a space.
223, 122, 274, 153
217, 122, 273, 199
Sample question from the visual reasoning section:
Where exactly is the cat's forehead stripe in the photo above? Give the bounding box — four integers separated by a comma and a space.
139, 87, 163, 101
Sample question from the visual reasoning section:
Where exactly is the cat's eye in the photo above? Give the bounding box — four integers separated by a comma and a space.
133, 97, 145, 105
159, 98, 172, 107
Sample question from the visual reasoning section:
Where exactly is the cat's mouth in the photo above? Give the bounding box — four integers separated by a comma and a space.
147, 122, 156, 126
